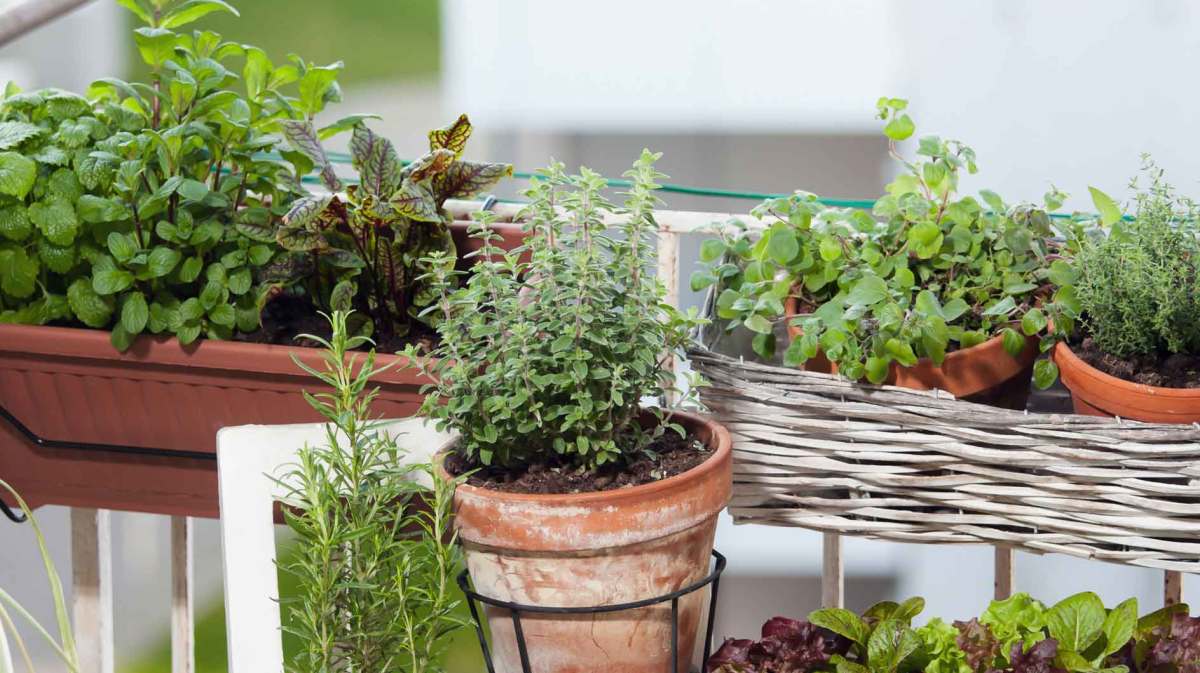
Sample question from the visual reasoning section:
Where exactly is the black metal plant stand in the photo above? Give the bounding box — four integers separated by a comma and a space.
457, 549, 726, 673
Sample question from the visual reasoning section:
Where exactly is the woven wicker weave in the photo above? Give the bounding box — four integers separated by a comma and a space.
689, 347, 1200, 573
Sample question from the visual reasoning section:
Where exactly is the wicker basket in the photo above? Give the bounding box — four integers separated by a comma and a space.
688, 347, 1200, 573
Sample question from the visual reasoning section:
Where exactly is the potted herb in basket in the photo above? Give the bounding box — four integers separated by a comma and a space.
692, 98, 1074, 408
1051, 159, 1200, 423
408, 151, 731, 673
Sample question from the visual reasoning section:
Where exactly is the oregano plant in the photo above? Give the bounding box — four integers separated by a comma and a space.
266, 114, 513, 340
407, 151, 705, 469
693, 98, 1075, 389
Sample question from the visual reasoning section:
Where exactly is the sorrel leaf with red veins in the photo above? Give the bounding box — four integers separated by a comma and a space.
428, 113, 472, 158
350, 123, 403, 198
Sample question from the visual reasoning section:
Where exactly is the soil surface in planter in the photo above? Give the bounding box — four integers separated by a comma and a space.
1072, 334, 1200, 388
236, 295, 436, 354
446, 430, 710, 494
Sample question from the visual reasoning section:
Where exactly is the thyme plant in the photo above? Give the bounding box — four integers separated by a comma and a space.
1074, 160, 1200, 359
279, 312, 463, 673
409, 150, 706, 469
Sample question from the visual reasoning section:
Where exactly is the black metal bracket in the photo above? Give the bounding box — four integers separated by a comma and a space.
458, 549, 726, 673
0, 402, 216, 462
0, 499, 25, 523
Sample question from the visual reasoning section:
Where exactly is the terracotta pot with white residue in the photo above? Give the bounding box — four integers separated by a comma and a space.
444, 409, 732, 673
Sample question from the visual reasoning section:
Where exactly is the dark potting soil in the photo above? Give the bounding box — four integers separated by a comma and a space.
446, 430, 712, 495
1072, 335, 1200, 388
235, 295, 435, 354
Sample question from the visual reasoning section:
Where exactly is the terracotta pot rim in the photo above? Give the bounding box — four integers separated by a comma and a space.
440, 409, 732, 505
1053, 341, 1200, 398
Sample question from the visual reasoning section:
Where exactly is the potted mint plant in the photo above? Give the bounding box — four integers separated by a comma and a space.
410, 151, 731, 673
693, 98, 1074, 408
0, 0, 520, 518
1052, 159, 1200, 423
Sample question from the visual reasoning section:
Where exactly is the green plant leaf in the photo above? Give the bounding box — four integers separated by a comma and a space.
107, 232, 138, 263
351, 124, 403, 197
1001, 328, 1025, 357
1046, 592, 1106, 653
390, 181, 440, 223
1033, 359, 1058, 390
810, 608, 871, 646
1099, 598, 1137, 662
699, 238, 726, 263
0, 205, 30, 242
982, 296, 1017, 317
438, 159, 513, 200
1088, 187, 1122, 227
281, 120, 340, 191
428, 113, 473, 157
133, 27, 178, 68
885, 338, 918, 367
76, 195, 131, 224
0, 247, 37, 298
67, 278, 113, 327
0, 152, 35, 200
298, 63, 342, 117
93, 268, 134, 295
147, 247, 181, 278
884, 114, 915, 141
847, 275, 888, 306
867, 620, 921, 673
767, 228, 800, 265
120, 292, 149, 334
1048, 260, 1076, 287
0, 121, 41, 150
283, 194, 333, 230
28, 198, 78, 246
744, 313, 772, 334
160, 0, 239, 29
1021, 308, 1048, 336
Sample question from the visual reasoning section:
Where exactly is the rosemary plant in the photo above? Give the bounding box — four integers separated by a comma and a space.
279, 311, 463, 673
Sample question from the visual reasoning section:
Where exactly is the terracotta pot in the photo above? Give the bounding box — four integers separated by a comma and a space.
447, 410, 732, 673
783, 296, 1036, 408
0, 222, 525, 517
1052, 341, 1200, 423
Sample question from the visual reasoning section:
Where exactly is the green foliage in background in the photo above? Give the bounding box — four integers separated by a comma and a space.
124, 0, 441, 88
267, 114, 512, 340
411, 151, 706, 470
692, 97, 1076, 389
1073, 159, 1200, 359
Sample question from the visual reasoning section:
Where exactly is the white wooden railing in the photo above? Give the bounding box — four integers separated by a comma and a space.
60, 201, 1185, 671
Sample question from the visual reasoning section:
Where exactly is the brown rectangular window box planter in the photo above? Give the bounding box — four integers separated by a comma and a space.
0, 221, 525, 518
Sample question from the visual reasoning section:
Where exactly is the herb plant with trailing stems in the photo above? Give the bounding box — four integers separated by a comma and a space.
692, 98, 1074, 388
280, 311, 463, 673
409, 151, 705, 469
269, 114, 512, 340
